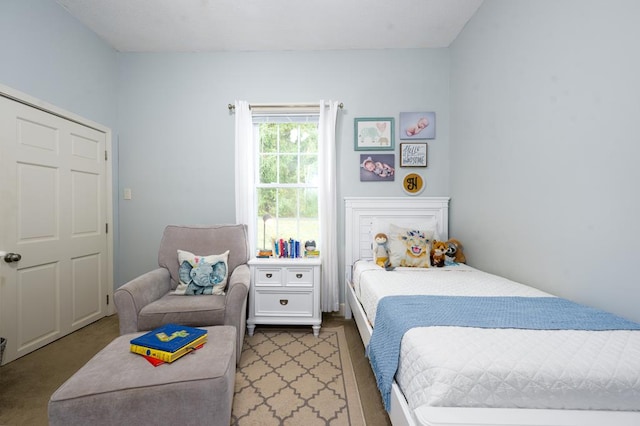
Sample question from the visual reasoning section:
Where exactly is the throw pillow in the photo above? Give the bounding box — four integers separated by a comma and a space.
174, 249, 229, 295
387, 224, 433, 268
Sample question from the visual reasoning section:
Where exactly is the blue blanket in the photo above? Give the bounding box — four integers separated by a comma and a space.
366, 295, 640, 410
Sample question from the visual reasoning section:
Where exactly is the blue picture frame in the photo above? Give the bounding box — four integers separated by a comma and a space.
354, 117, 395, 151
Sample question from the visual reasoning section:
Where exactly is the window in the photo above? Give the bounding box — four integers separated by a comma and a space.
253, 114, 320, 253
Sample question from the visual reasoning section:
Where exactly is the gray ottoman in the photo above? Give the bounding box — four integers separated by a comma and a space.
49, 325, 236, 426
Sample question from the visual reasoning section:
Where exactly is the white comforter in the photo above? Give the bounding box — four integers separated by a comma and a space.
353, 261, 640, 411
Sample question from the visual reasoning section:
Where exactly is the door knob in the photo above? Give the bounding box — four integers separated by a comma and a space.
3, 252, 22, 263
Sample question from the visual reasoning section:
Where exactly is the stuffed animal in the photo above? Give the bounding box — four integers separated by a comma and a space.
373, 233, 390, 267
430, 240, 448, 267
445, 238, 466, 264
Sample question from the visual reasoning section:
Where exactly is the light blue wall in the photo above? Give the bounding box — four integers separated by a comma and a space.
0, 0, 118, 128
14, 1, 634, 320
0, 0, 450, 302
117, 50, 450, 293
450, 0, 640, 321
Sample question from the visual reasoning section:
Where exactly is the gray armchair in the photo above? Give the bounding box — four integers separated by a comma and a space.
114, 224, 250, 362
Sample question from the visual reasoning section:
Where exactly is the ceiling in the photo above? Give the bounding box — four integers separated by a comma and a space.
55, 0, 483, 52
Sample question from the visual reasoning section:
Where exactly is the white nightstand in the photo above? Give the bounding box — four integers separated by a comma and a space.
247, 257, 322, 337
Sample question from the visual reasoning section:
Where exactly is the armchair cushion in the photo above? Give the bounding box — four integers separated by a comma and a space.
137, 294, 226, 331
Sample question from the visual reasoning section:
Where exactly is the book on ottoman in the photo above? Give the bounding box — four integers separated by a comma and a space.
130, 324, 208, 363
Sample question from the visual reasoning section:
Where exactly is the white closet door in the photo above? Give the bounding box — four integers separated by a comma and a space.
0, 95, 108, 364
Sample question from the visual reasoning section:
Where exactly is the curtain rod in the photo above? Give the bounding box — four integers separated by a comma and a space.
228, 102, 343, 111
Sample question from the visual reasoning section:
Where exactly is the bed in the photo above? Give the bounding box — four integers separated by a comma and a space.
344, 197, 640, 426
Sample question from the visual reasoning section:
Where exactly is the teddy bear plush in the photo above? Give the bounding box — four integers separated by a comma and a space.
445, 238, 466, 264
430, 240, 448, 267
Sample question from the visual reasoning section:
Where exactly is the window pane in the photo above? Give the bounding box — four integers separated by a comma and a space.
300, 217, 320, 247
259, 154, 277, 184
300, 154, 318, 184
277, 187, 299, 245
257, 188, 276, 219
278, 154, 298, 184
257, 188, 276, 250
298, 123, 318, 152
258, 124, 277, 153
300, 188, 318, 218
256, 213, 276, 250
278, 123, 299, 154
277, 188, 298, 218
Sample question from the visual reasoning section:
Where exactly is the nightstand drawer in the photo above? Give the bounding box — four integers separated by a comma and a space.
285, 268, 314, 287
254, 268, 282, 286
254, 290, 313, 316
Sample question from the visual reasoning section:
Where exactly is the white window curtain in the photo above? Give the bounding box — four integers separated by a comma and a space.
234, 100, 256, 249
234, 99, 340, 312
318, 100, 340, 312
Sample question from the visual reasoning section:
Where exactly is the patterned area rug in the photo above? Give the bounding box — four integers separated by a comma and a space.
232, 327, 365, 425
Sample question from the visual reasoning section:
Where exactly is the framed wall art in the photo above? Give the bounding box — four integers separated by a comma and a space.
354, 117, 394, 151
400, 143, 428, 167
402, 172, 425, 196
399, 112, 435, 140
360, 154, 395, 181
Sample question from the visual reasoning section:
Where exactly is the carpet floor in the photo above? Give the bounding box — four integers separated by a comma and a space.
0, 313, 390, 426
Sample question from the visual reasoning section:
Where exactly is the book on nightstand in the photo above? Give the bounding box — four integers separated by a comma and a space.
130, 324, 208, 363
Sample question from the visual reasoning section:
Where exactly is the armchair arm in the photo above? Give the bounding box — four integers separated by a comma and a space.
224, 263, 250, 362
113, 268, 172, 335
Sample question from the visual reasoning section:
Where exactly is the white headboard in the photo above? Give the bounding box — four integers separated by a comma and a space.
344, 196, 450, 282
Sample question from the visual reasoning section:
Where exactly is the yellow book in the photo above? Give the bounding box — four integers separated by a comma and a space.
130, 334, 208, 363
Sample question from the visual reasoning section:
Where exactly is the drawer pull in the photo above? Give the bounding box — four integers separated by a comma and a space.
279, 299, 288, 306
266, 273, 272, 278
296, 273, 303, 279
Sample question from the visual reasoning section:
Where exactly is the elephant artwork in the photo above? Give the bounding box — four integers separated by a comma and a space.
355, 119, 393, 149
359, 126, 381, 145
359, 123, 390, 146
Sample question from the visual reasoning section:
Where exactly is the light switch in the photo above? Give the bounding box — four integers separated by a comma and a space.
123, 188, 132, 200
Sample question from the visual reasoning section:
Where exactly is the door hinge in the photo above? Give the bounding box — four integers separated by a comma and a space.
106, 294, 109, 305
105, 150, 108, 161
105, 223, 108, 234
